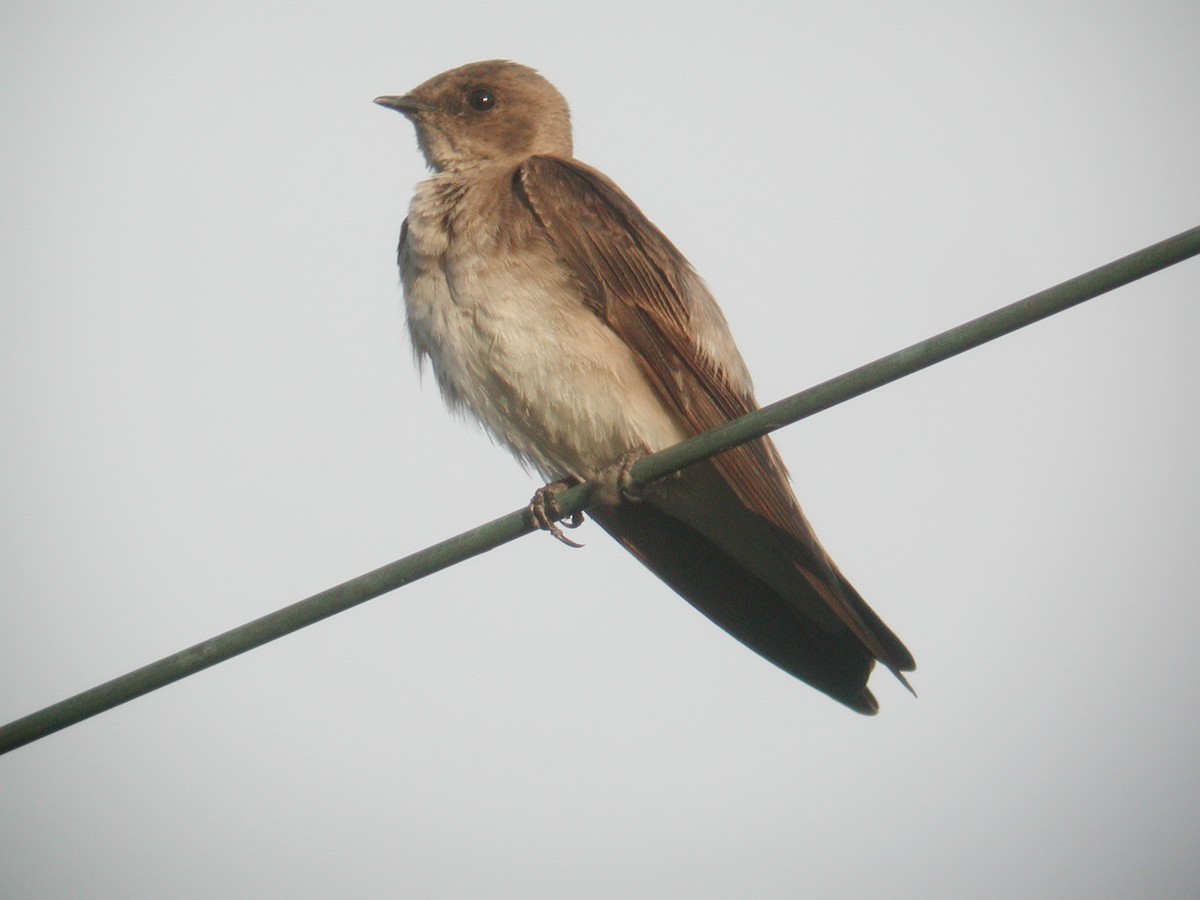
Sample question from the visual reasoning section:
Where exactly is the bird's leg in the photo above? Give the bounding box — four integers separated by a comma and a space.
528, 477, 586, 548
590, 448, 649, 507
614, 449, 646, 502
529, 450, 646, 546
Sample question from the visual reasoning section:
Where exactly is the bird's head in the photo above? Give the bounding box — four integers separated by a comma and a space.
375, 60, 573, 171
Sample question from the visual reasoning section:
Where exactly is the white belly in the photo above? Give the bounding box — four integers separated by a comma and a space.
400, 176, 686, 480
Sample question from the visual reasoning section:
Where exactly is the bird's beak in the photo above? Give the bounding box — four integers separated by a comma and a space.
373, 94, 438, 116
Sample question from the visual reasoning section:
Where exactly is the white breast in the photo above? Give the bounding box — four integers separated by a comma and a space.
400, 172, 687, 480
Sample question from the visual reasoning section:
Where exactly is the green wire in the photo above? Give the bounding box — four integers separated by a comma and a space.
2, 224, 1198, 755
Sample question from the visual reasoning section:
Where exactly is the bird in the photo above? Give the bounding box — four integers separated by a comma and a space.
375, 60, 914, 713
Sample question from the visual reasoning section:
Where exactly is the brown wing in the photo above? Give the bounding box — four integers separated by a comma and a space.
515, 158, 788, 518
514, 156, 914, 685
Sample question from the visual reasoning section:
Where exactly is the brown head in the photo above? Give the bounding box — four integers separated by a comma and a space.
375, 60, 573, 171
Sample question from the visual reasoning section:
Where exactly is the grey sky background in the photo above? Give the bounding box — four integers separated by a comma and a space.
2, 1, 1198, 897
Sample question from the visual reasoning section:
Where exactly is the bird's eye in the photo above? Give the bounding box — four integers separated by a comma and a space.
467, 87, 496, 111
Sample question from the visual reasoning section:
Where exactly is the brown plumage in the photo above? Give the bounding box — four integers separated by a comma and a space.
377, 60, 914, 712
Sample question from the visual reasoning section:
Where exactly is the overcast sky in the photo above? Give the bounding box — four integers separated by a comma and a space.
2, 2, 1198, 897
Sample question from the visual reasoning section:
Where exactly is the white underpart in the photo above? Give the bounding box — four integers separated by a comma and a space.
400, 171, 689, 481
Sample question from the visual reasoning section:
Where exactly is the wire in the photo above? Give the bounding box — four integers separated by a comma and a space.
2, 224, 1198, 755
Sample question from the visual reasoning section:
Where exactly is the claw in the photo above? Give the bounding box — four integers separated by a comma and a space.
614, 449, 646, 502
529, 482, 585, 548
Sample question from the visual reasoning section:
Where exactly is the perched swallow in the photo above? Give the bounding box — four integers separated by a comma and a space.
376, 60, 914, 712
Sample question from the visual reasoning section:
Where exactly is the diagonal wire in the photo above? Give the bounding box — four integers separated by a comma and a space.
2, 224, 1198, 755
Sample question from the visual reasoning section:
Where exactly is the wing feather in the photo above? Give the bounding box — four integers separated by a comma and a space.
515, 156, 914, 677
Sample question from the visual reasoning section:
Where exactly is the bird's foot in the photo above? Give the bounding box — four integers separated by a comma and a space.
528, 479, 586, 548
592, 448, 648, 506
614, 449, 646, 502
